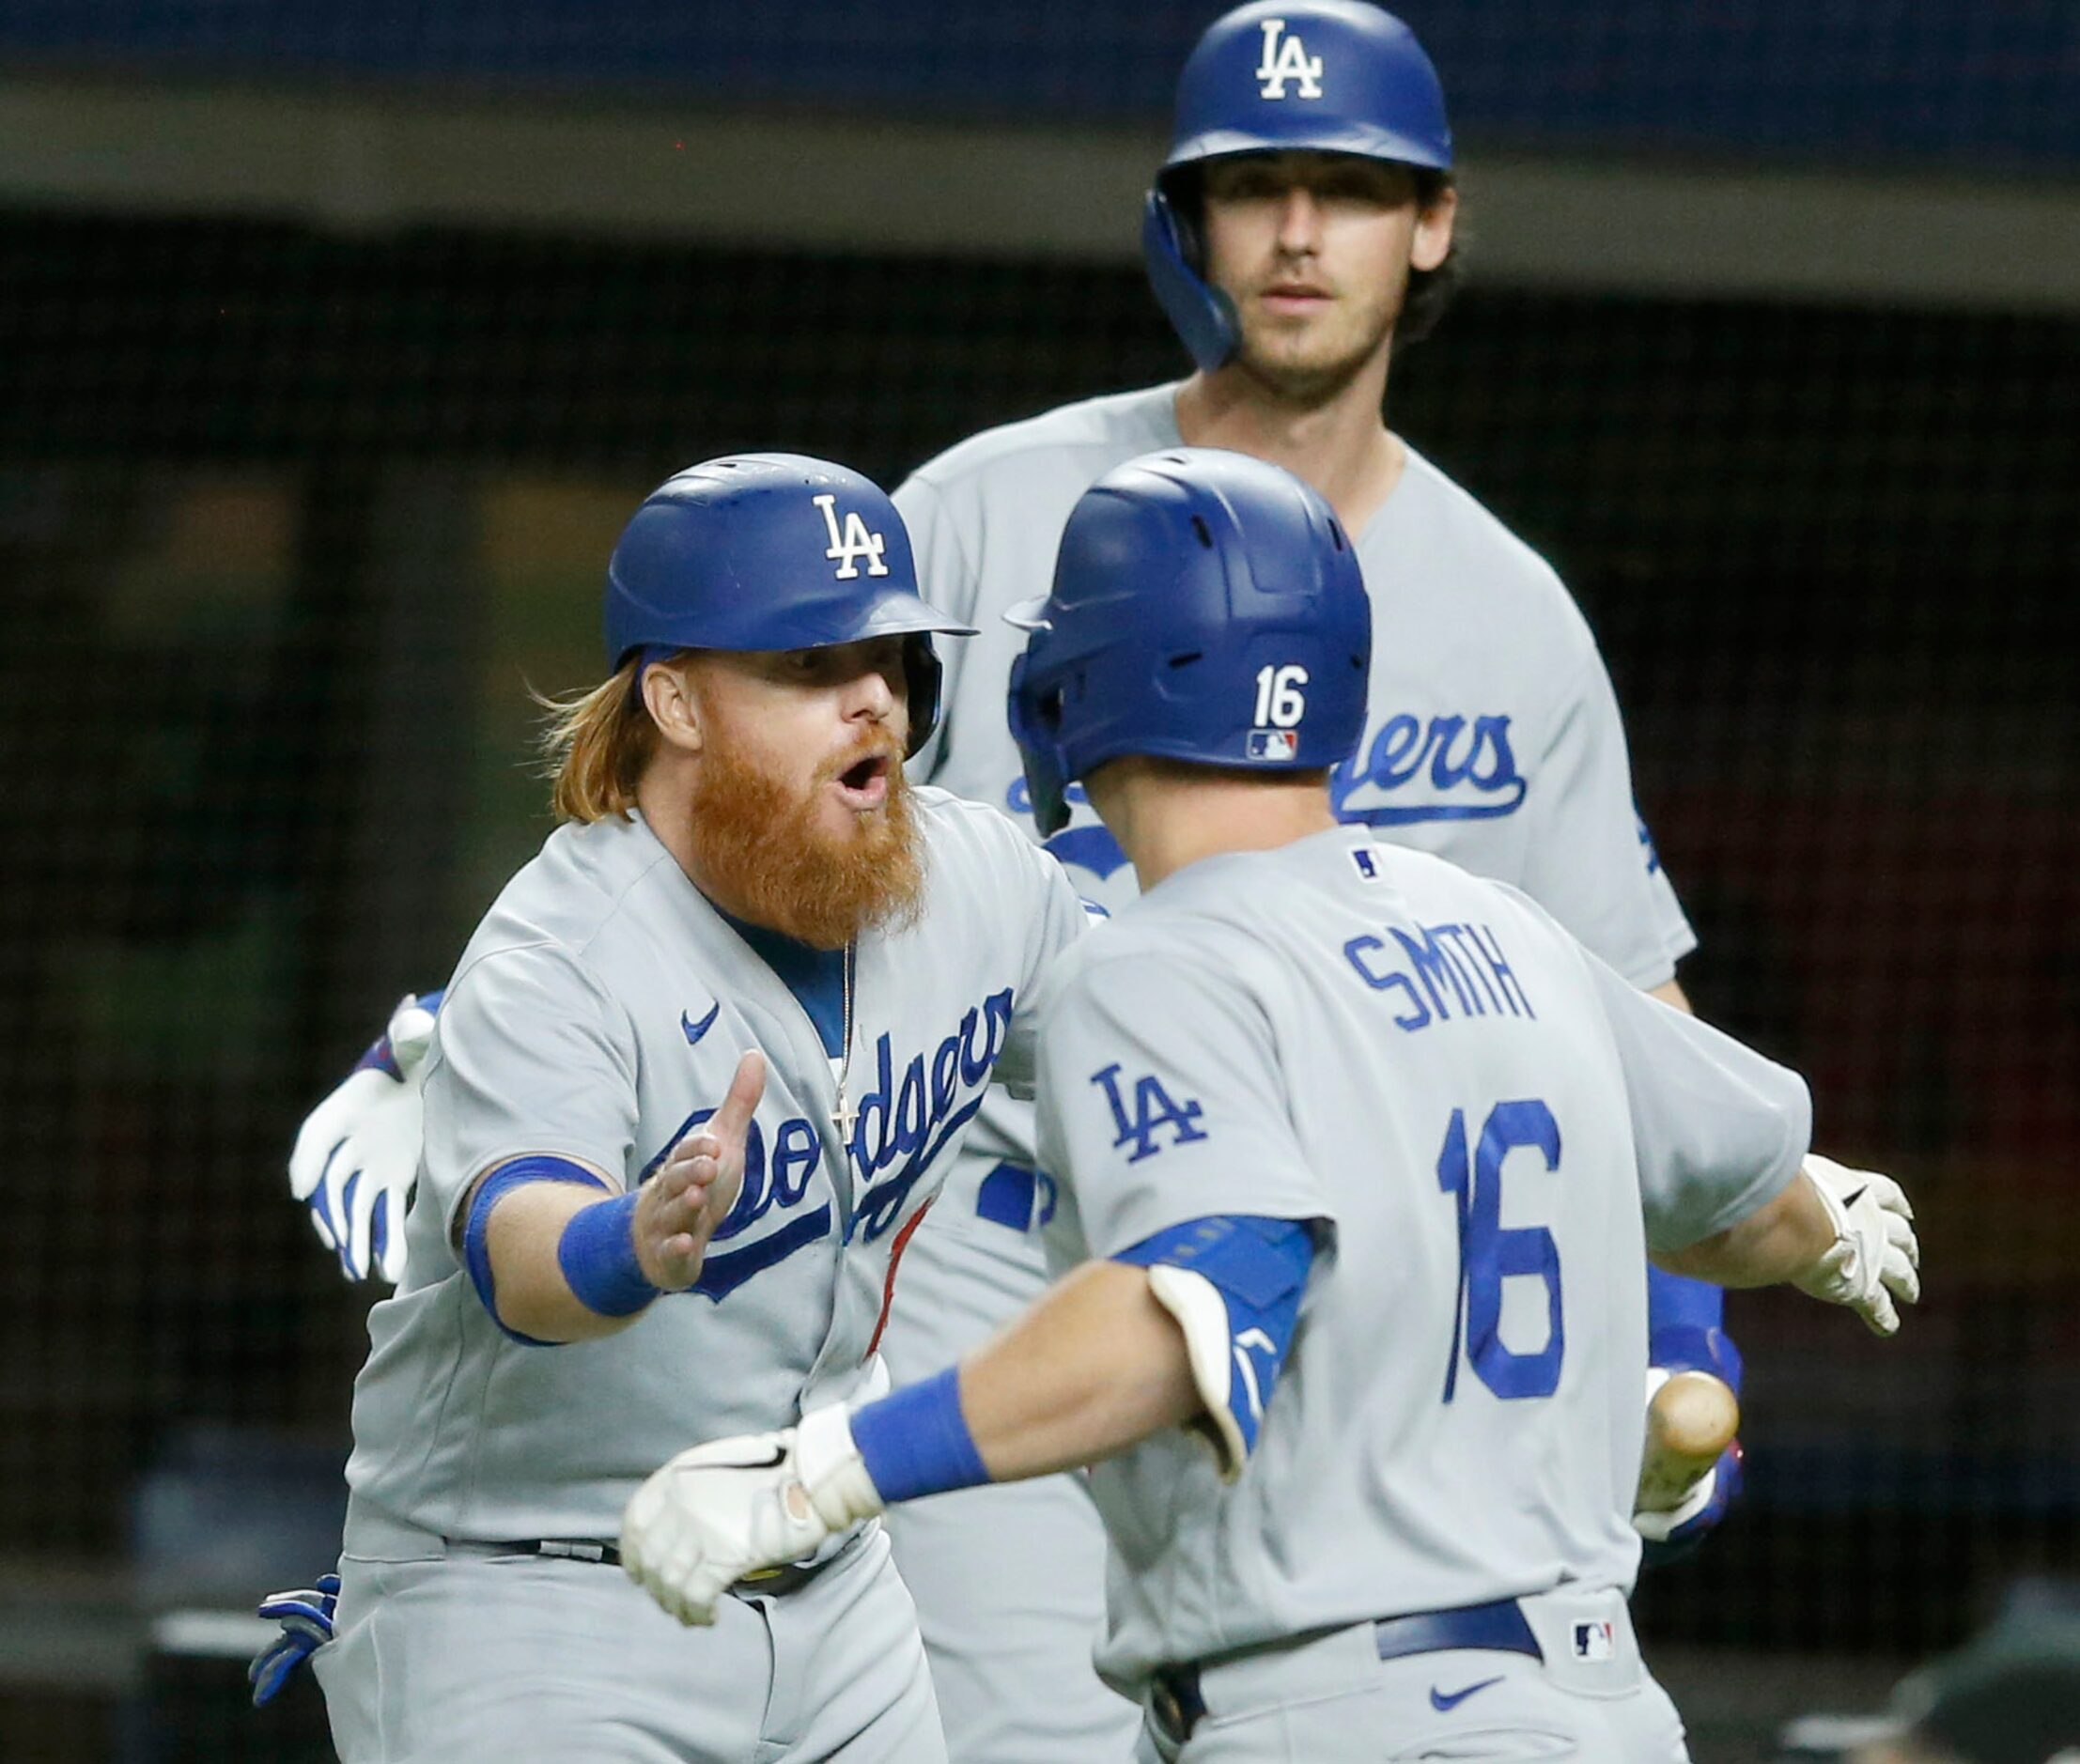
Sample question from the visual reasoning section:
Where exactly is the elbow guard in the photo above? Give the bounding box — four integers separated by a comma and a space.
1117, 1215, 1316, 1482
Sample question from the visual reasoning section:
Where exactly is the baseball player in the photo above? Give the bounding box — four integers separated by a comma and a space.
275, 6, 1743, 1749
309, 454, 1092, 1761
618, 447, 1922, 1762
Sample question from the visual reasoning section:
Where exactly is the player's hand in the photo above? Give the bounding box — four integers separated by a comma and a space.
633, 1050, 765, 1292
1636, 1439, 1743, 1555
621, 1404, 882, 1627
287, 993, 441, 1284
1633, 1325, 1744, 1560
1633, 1362, 1744, 1557
247, 1571, 339, 1707
1793, 1153, 1921, 1336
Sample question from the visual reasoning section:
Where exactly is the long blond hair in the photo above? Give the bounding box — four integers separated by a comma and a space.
537, 656, 660, 823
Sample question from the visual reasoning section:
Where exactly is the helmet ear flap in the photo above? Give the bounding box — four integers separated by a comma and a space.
1007, 649, 1074, 838
1159, 163, 1208, 272
1141, 185, 1239, 374
901, 633, 944, 760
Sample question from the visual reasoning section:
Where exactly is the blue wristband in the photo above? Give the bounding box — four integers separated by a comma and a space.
850, 1367, 990, 1504
557, 1189, 660, 1319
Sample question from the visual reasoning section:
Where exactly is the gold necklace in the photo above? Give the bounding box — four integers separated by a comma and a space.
830, 940, 859, 1151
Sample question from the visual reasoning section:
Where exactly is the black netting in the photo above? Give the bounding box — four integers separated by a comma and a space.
1, 194, 2074, 1760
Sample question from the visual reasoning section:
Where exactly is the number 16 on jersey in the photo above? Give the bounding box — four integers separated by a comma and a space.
1436, 1100, 1564, 1402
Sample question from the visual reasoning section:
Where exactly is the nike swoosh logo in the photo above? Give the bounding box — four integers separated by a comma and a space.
1429, 1677, 1503, 1712
681, 1001, 721, 1045
677, 1445, 786, 1474
1840, 1185, 1868, 1209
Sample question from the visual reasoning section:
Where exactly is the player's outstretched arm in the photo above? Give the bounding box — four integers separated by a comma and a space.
472, 1050, 764, 1344
1655, 1153, 1921, 1337
621, 1258, 1203, 1625
1616, 974, 1754, 1558
623, 1214, 1315, 1625
947, 1259, 1205, 1480
287, 991, 441, 1283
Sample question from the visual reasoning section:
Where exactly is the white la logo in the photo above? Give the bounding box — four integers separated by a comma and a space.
1255, 18, 1324, 100
812, 492, 890, 580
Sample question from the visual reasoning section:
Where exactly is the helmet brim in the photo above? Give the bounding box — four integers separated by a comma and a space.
1162, 129, 1451, 177
1002, 595, 1053, 634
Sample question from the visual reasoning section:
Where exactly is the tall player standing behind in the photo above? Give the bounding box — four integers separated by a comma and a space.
877, 4, 1730, 1752
313, 456, 1090, 1762
619, 450, 1921, 1763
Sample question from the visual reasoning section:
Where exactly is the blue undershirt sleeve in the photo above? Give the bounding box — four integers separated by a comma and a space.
461, 1155, 613, 1346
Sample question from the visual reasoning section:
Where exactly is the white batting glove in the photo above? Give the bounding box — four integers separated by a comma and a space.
621, 1405, 884, 1627
1793, 1153, 1921, 1337
1632, 1471, 1718, 1544
287, 993, 438, 1285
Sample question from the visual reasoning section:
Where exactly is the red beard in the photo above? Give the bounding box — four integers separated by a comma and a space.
682, 734, 925, 950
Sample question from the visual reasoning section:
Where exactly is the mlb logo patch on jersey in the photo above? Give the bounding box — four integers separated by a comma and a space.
1349, 846, 1382, 882
1247, 729, 1299, 762
1572, 1620, 1615, 1661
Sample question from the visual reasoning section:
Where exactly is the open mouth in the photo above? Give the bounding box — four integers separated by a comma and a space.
831, 752, 892, 808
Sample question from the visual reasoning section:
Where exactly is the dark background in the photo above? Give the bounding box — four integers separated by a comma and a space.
0, 4, 2075, 1758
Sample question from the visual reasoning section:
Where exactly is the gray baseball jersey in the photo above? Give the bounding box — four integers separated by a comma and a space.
341, 790, 1085, 1555
1032, 828, 1805, 1699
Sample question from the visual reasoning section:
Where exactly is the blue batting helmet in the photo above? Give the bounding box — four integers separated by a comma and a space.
603, 453, 975, 757
1006, 448, 1370, 836
1143, 1, 1453, 371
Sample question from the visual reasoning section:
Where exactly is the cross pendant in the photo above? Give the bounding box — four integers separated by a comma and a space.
831, 1089, 860, 1148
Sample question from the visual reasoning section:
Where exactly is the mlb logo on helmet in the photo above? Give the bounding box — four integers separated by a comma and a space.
813, 492, 890, 581
1255, 17, 1325, 99
1572, 1620, 1616, 1661
1247, 729, 1300, 761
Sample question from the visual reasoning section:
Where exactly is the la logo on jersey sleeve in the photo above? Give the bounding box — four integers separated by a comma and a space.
1092, 1062, 1209, 1163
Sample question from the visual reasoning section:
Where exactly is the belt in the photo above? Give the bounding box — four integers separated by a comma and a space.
461, 1538, 840, 1598
477, 1538, 623, 1568
1148, 1597, 1543, 1746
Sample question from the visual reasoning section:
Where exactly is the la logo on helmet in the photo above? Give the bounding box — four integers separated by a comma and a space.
1255, 18, 1325, 100
813, 492, 890, 580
